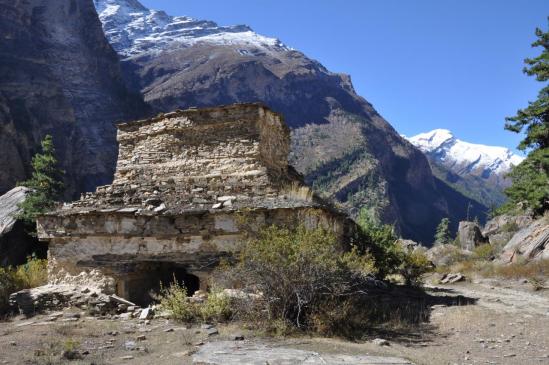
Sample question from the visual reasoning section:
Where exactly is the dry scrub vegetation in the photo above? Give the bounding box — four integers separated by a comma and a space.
156, 224, 434, 339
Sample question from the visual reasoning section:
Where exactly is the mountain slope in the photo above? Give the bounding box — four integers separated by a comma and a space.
94, 0, 478, 243
0, 0, 147, 197
407, 129, 524, 208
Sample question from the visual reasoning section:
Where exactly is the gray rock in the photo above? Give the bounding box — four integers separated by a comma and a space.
124, 341, 137, 351
192, 341, 413, 364
500, 216, 549, 262
440, 273, 465, 284
0, 187, 44, 267
458, 221, 486, 251
372, 338, 390, 346
139, 307, 154, 320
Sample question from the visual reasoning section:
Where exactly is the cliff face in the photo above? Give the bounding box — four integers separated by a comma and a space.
92, 0, 469, 243
0, 0, 147, 197
120, 43, 450, 243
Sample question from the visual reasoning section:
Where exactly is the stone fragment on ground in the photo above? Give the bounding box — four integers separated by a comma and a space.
440, 273, 465, 284
192, 341, 414, 364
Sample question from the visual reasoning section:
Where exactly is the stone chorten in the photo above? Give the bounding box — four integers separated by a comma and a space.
37, 104, 349, 305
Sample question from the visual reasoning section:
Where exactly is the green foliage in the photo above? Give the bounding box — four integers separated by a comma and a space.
156, 280, 195, 322
473, 244, 495, 261
0, 256, 48, 314
156, 281, 232, 323
502, 22, 549, 215
356, 208, 400, 278
434, 218, 452, 245
0, 268, 20, 314
232, 225, 376, 330
198, 288, 232, 322
499, 148, 549, 215
398, 250, 433, 287
17, 135, 64, 228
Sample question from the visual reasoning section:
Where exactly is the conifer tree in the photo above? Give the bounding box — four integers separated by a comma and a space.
502, 21, 549, 215
434, 218, 451, 245
17, 135, 64, 229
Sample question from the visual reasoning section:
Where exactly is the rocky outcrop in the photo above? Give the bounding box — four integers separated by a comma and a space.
0, 0, 147, 197
458, 221, 486, 251
0, 187, 44, 266
500, 216, 549, 263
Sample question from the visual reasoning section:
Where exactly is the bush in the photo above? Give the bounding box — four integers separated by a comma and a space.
0, 268, 20, 314
15, 256, 48, 288
473, 244, 495, 261
0, 256, 48, 314
156, 281, 232, 323
356, 213, 432, 285
225, 225, 380, 333
198, 288, 232, 322
156, 280, 195, 322
398, 250, 433, 286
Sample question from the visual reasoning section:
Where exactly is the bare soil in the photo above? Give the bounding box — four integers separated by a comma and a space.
1, 278, 548, 365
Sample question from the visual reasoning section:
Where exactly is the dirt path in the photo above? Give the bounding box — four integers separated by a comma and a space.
427, 279, 549, 316
1, 280, 548, 364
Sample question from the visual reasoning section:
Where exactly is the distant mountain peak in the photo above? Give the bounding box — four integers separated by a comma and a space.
94, 0, 287, 59
407, 129, 524, 175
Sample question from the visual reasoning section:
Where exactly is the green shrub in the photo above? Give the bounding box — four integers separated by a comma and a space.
398, 250, 433, 286
0, 256, 48, 314
156, 280, 195, 322
227, 225, 378, 332
198, 288, 232, 322
501, 222, 520, 233
0, 268, 20, 314
473, 244, 495, 261
356, 212, 432, 285
15, 256, 48, 288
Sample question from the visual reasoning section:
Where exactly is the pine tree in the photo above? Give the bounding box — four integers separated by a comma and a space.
501, 21, 549, 215
434, 218, 451, 245
17, 135, 64, 229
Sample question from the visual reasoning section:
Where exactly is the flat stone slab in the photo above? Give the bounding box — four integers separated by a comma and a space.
192, 341, 414, 364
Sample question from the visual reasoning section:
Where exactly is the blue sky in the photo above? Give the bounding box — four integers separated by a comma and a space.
142, 0, 548, 152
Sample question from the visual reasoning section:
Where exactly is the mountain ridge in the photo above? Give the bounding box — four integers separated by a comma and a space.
407, 129, 524, 208
93, 0, 485, 244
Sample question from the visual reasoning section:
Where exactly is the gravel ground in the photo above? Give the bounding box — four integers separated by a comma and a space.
0, 278, 548, 365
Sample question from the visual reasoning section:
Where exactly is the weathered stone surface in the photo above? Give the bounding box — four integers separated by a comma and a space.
36, 104, 353, 304
0, 0, 147, 197
440, 273, 465, 284
426, 244, 471, 267
192, 341, 414, 364
458, 221, 486, 251
500, 216, 549, 263
0, 187, 44, 266
483, 214, 533, 237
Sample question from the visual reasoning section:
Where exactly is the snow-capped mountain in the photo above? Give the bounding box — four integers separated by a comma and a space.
407, 129, 524, 207
93, 0, 288, 59
92, 0, 490, 242
407, 129, 524, 176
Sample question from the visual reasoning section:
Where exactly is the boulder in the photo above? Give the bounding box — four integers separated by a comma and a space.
426, 244, 470, 267
457, 221, 486, 251
483, 214, 533, 237
0, 187, 45, 267
396, 239, 421, 252
500, 216, 549, 263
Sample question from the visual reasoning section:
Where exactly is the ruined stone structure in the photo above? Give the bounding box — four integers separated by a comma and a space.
37, 104, 352, 305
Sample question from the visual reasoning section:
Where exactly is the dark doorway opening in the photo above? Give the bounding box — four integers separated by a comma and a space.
122, 262, 200, 306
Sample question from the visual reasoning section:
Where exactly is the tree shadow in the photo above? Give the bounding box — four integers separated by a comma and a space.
354, 283, 478, 345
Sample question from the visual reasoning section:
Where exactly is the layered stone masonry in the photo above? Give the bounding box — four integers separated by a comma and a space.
37, 103, 352, 304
